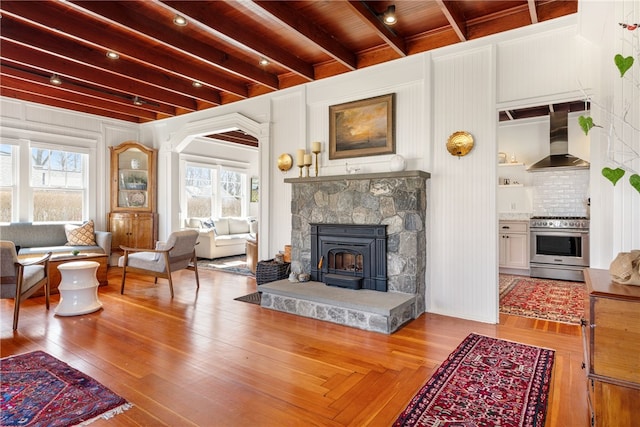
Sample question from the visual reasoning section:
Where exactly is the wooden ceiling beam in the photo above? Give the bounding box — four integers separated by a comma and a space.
0, 1, 249, 98
1, 64, 174, 118
0, 72, 159, 121
0, 86, 146, 122
434, 0, 467, 42
68, 0, 280, 90
528, 0, 539, 24
345, 1, 406, 58
0, 40, 197, 111
251, 1, 357, 71
0, 16, 221, 106
161, 0, 315, 82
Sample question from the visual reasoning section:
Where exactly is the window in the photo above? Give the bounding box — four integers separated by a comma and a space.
220, 169, 245, 217
0, 144, 15, 223
185, 165, 217, 218
31, 147, 87, 222
183, 163, 247, 219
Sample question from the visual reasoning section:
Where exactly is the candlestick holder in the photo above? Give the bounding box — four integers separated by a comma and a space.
312, 149, 321, 177
304, 160, 312, 177
297, 164, 304, 178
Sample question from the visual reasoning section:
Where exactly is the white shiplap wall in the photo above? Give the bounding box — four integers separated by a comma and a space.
429, 46, 498, 322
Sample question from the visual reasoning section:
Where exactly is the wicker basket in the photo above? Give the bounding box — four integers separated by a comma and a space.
256, 259, 291, 285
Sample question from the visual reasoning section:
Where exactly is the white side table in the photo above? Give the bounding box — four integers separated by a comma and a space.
55, 260, 103, 316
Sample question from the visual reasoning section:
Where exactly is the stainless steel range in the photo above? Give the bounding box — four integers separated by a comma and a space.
529, 216, 590, 282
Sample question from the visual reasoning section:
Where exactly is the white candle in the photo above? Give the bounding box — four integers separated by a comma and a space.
303, 154, 312, 165
311, 141, 321, 153
296, 149, 305, 166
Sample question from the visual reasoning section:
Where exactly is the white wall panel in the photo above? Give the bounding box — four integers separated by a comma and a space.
270, 89, 305, 257
306, 55, 428, 176
430, 46, 498, 323
497, 26, 594, 105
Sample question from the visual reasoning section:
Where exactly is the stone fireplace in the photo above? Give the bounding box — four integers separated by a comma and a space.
259, 170, 430, 333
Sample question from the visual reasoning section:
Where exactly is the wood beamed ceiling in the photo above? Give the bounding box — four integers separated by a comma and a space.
1, 0, 578, 128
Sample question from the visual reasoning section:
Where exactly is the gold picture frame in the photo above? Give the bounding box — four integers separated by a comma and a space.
329, 93, 395, 160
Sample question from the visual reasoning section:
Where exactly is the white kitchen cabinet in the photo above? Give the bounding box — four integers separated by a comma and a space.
499, 220, 529, 271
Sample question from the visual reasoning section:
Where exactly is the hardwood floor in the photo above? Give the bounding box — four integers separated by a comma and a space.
1, 266, 588, 426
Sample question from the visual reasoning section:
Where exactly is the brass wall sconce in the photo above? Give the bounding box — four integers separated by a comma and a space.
277, 153, 293, 173
446, 131, 474, 158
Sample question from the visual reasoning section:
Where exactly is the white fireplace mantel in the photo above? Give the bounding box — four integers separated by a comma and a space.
284, 170, 430, 184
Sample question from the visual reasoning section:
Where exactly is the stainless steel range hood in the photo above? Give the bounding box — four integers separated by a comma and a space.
527, 111, 590, 171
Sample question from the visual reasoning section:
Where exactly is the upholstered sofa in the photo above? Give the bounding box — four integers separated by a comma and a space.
0, 221, 112, 263
184, 217, 256, 259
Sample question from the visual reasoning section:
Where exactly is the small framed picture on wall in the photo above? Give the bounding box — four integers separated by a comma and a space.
250, 177, 259, 202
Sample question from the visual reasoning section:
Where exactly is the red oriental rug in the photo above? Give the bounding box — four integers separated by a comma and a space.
394, 334, 554, 427
1, 351, 132, 427
500, 276, 585, 324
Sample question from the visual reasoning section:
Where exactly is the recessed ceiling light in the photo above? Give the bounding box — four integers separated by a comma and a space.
173, 15, 187, 26
49, 74, 62, 85
382, 5, 397, 25
259, 57, 269, 66
106, 51, 120, 60
192, 81, 203, 88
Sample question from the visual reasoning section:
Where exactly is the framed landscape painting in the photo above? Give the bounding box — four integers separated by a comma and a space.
329, 93, 395, 160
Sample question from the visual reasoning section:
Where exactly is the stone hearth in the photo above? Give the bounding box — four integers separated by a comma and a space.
259, 170, 430, 333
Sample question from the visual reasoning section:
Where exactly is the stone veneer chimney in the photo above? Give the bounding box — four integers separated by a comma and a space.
285, 170, 430, 316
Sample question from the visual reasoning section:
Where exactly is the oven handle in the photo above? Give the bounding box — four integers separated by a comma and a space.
530, 228, 589, 234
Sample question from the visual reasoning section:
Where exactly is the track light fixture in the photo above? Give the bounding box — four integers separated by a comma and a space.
173, 14, 187, 26
382, 5, 397, 25
192, 80, 203, 88
259, 57, 269, 66
49, 74, 62, 85
106, 51, 120, 60
132, 96, 143, 106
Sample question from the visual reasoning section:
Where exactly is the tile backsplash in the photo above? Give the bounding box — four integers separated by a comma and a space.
531, 169, 590, 217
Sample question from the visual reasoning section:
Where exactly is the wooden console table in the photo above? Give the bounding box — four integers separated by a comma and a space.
31, 253, 108, 297
583, 268, 640, 427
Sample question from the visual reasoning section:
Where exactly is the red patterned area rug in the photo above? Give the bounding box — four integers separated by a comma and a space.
1, 351, 132, 427
500, 275, 585, 324
394, 333, 554, 427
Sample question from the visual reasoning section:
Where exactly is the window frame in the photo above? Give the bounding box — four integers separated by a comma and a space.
0, 138, 97, 224
0, 142, 18, 223
180, 159, 249, 222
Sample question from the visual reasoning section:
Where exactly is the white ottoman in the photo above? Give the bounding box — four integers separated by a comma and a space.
55, 261, 103, 316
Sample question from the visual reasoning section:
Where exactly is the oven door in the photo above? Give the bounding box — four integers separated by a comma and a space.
530, 229, 590, 267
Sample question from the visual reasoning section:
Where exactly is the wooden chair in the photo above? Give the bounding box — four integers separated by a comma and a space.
0, 241, 52, 330
119, 230, 200, 298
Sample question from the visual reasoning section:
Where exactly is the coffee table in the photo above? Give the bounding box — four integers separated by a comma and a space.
31, 253, 108, 297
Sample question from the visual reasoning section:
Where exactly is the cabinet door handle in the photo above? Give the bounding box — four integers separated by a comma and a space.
502, 226, 510, 229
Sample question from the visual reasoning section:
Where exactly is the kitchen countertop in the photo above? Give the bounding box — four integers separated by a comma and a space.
498, 213, 532, 221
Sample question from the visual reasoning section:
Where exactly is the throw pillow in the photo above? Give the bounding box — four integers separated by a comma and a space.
65, 220, 97, 246
228, 218, 249, 234
203, 218, 215, 229
187, 218, 202, 228
213, 218, 230, 235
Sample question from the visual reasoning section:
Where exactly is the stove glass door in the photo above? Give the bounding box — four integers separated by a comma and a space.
536, 234, 582, 257
530, 229, 589, 267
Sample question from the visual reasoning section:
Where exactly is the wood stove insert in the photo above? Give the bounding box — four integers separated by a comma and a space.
310, 223, 387, 291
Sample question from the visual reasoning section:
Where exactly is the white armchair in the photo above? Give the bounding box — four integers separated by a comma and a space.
118, 230, 200, 298
0, 241, 52, 330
